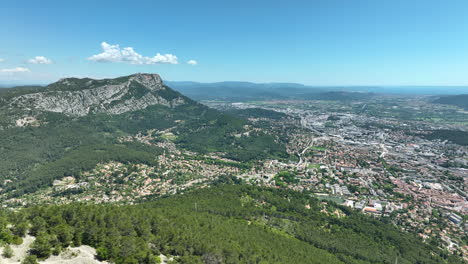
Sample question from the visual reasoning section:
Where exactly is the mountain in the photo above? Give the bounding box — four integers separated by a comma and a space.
433, 94, 468, 110
0, 73, 288, 197
6, 74, 188, 117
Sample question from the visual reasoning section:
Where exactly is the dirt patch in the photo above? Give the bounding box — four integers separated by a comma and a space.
42, 245, 108, 264
0, 236, 108, 264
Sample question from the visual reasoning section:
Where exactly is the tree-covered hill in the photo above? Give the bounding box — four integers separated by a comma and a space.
0, 74, 289, 197
0, 183, 462, 264
226, 108, 289, 120
433, 94, 468, 110
421, 129, 468, 146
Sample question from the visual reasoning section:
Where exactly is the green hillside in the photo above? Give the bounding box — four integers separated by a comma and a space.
0, 76, 289, 197
0, 184, 461, 264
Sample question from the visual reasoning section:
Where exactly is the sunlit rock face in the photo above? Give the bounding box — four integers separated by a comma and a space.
9, 73, 186, 117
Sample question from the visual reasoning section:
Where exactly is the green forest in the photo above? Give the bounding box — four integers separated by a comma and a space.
0, 183, 462, 264
0, 102, 289, 197
422, 130, 468, 146
226, 108, 289, 120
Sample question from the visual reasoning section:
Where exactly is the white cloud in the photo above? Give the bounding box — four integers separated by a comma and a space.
0, 58, 5, 62
0, 67, 30, 73
88, 42, 178, 65
187, 60, 198, 65
28, 56, 53, 64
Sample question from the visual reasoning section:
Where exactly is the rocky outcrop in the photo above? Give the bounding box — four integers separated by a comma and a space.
9, 73, 187, 116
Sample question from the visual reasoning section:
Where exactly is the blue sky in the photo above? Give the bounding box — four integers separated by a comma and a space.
1, 0, 468, 86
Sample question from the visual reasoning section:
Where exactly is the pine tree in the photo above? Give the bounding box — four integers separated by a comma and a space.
30, 232, 52, 259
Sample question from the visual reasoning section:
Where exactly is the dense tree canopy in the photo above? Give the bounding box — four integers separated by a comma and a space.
0, 103, 289, 196
0, 184, 462, 264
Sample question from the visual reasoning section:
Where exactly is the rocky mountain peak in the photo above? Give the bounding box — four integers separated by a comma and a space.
130, 73, 163, 83
127, 73, 164, 91
8, 73, 187, 117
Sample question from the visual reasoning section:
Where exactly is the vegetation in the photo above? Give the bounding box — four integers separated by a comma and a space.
5, 142, 163, 197
0, 88, 288, 196
433, 94, 468, 110
22, 255, 39, 264
185, 155, 252, 170
0, 184, 461, 264
274, 170, 299, 187
226, 108, 289, 120
2, 244, 13, 258
421, 130, 468, 146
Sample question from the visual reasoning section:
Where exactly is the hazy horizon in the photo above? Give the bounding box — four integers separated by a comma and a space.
2, 77, 468, 95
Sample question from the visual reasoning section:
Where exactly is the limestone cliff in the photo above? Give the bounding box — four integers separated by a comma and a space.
8, 73, 188, 117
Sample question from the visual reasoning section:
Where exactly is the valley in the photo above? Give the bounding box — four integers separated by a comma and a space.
0, 74, 466, 263
3, 2, 468, 263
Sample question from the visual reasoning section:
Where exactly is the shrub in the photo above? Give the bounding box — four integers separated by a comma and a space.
22, 255, 39, 264
2, 244, 14, 258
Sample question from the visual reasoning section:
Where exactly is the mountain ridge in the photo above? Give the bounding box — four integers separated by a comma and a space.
6, 73, 189, 117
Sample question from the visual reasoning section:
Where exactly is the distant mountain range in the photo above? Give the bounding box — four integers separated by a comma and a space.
3, 80, 468, 102
165, 81, 468, 101
166, 81, 381, 101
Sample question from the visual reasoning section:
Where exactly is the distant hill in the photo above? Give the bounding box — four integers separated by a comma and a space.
433, 94, 468, 110
421, 129, 468, 146
0, 85, 45, 99
302, 91, 376, 101
226, 107, 290, 120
